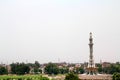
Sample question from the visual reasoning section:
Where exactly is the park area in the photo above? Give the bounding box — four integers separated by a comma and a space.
0, 75, 50, 80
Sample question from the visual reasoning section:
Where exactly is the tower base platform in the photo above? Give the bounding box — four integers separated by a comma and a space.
79, 74, 112, 80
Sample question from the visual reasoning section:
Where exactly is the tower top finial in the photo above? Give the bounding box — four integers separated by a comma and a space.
90, 32, 92, 35
90, 32, 92, 37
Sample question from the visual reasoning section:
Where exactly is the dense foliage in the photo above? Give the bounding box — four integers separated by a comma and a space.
0, 61, 119, 75
105, 64, 120, 74
0, 67, 8, 75
96, 62, 120, 74
65, 73, 79, 80
44, 63, 59, 75
10, 63, 30, 75
113, 73, 120, 80
59, 67, 69, 74
73, 67, 84, 74
0, 75, 49, 80
33, 67, 42, 74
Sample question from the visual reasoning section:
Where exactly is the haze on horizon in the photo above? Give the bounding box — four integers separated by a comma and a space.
0, 0, 120, 64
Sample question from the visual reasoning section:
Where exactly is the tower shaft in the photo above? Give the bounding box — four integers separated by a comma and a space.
86, 32, 97, 75
89, 33, 94, 67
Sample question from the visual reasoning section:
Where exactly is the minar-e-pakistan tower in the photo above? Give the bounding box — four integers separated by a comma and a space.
80, 33, 112, 79
86, 32, 97, 75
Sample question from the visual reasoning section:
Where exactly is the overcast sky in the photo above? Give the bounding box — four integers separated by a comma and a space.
0, 0, 120, 64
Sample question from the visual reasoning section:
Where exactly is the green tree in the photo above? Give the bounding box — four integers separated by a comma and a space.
33, 67, 42, 74
59, 67, 69, 74
74, 67, 84, 74
113, 73, 120, 80
65, 73, 79, 80
10, 62, 30, 75
33, 61, 41, 74
102, 63, 120, 74
44, 63, 59, 75
0, 67, 8, 75
35, 61, 40, 68
96, 64, 102, 73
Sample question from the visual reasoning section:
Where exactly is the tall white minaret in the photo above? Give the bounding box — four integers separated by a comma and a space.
86, 33, 97, 75
88, 32, 94, 68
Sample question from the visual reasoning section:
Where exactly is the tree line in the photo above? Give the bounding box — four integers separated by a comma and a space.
0, 62, 120, 75
96, 62, 120, 74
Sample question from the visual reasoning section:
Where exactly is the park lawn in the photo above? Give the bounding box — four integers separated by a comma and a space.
0, 75, 49, 80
